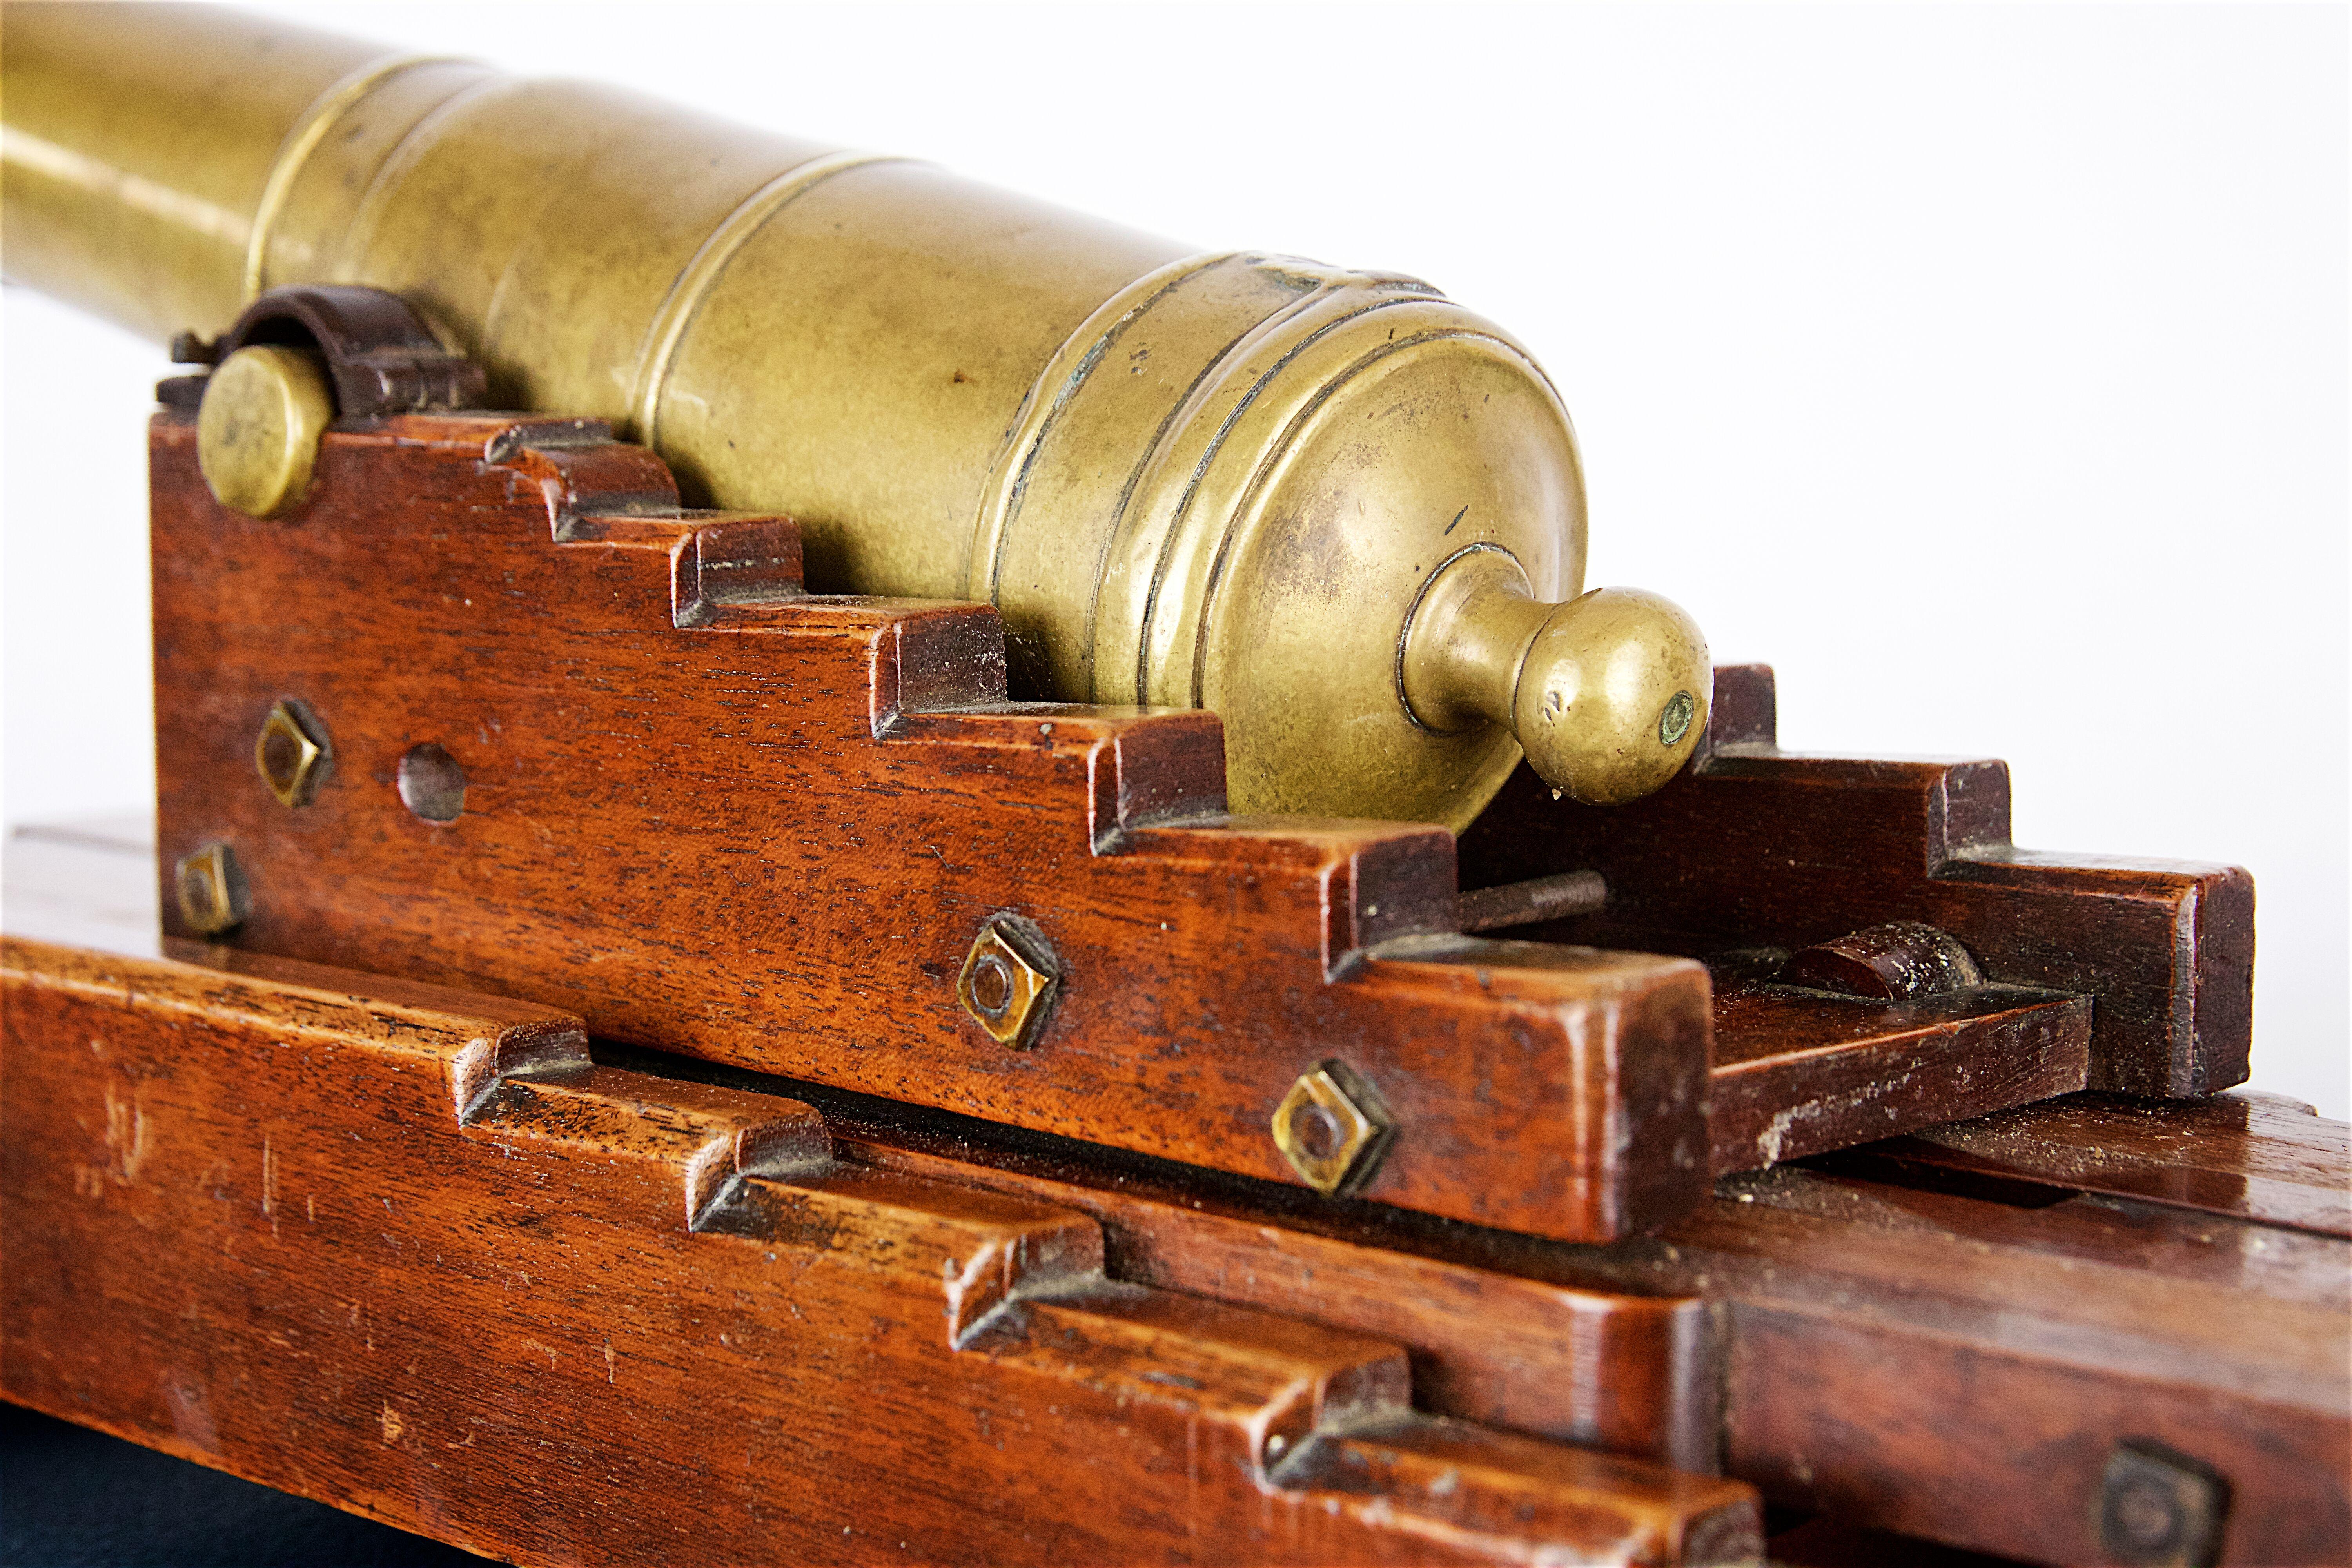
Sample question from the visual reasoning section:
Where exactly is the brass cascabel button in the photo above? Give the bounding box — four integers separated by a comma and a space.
197, 345, 335, 518
1271, 1062, 1394, 1197
956, 915, 1061, 1049
254, 699, 331, 807
174, 843, 249, 936
1401, 546, 1711, 806
1512, 587, 1710, 805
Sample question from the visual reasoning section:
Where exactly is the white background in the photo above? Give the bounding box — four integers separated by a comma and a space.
4, 2, 2344, 1116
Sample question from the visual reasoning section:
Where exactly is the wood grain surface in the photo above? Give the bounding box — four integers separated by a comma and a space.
144, 412, 2127, 1242
0, 295, 2308, 1568
1460, 664, 2255, 1099
5, 838, 2345, 1566
783, 1063, 2352, 1568
1822, 1088, 2352, 1239
1704, 984, 2090, 1174
0, 933, 1759, 1566
147, 410, 1715, 1245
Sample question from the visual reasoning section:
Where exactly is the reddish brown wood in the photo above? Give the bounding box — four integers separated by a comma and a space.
707, 998, 2347, 1562
681, 1014, 2347, 1564
1459, 664, 2256, 1099
1782, 920, 1983, 1000
5, 826, 1722, 1472
824, 1107, 1724, 1473
1707, 984, 2091, 1173
1829, 1089, 2352, 1239
142, 413, 2139, 1239
147, 410, 1713, 1244
5, 838, 2344, 1567
1539, 1170, 2349, 1566
0, 932, 1760, 1566
898, 1096, 2352, 1565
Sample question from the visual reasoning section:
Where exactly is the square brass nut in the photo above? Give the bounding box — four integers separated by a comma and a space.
1271, 1061, 1394, 1196
174, 842, 249, 935
255, 698, 331, 807
957, 915, 1060, 1050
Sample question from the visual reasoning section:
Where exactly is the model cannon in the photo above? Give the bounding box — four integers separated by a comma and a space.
1, 7, 2341, 1566
4, 0, 1709, 830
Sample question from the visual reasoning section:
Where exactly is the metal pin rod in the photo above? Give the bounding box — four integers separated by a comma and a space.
1457, 870, 1608, 933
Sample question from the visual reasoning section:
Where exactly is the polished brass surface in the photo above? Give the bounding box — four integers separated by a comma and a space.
254, 699, 330, 808
173, 843, 248, 936
956, 918, 1059, 1050
0, 4, 383, 342
1402, 549, 1710, 805
196, 345, 335, 518
1270, 1062, 1393, 1197
2, 2, 1708, 829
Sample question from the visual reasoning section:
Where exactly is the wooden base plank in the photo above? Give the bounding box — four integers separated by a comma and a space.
1828, 1089, 2352, 1239
6, 838, 2345, 1565
0, 934, 1759, 1566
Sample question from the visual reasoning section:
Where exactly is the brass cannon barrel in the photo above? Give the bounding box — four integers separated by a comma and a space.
2, 2, 1708, 829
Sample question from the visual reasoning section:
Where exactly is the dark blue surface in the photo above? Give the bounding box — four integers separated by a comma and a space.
0, 1402, 482, 1566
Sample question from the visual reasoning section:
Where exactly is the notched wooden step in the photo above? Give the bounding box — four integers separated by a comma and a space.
889, 704, 1229, 851
1, 935, 590, 1126
464, 1065, 832, 1231
720, 1167, 1105, 1343
4, 935, 1766, 1564
479, 418, 807, 626
965, 1283, 1410, 1475
1279, 1413, 1761, 1568
154, 415, 2131, 1240
830, 1110, 1726, 1471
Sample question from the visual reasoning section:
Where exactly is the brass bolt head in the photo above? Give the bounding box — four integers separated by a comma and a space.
174, 842, 249, 936
255, 699, 330, 807
197, 345, 336, 518
957, 915, 1060, 1049
2097, 1440, 2229, 1567
1271, 1062, 1394, 1196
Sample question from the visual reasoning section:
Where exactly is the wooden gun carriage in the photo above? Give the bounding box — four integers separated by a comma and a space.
1, 7, 2344, 1565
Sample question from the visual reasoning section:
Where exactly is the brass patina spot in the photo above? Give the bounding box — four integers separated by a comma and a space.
1659, 689, 1695, 748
